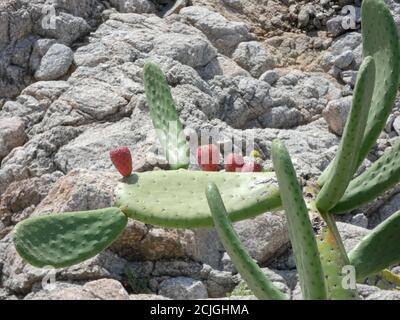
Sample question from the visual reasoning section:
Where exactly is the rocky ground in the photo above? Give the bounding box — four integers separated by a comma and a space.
0, 0, 400, 300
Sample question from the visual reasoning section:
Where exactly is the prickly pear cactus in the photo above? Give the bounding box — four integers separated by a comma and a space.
349, 210, 400, 280
13, 208, 127, 268
356, 0, 400, 167
317, 56, 375, 197
116, 170, 281, 228
206, 182, 287, 300
271, 140, 327, 300
143, 62, 190, 170
317, 228, 359, 300
331, 138, 400, 213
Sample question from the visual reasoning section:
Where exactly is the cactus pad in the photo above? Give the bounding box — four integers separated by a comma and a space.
331, 138, 400, 213
206, 183, 287, 300
317, 57, 375, 191
318, 228, 358, 300
143, 62, 189, 169
349, 210, 400, 280
13, 208, 127, 268
271, 140, 327, 300
356, 0, 400, 167
115, 170, 281, 228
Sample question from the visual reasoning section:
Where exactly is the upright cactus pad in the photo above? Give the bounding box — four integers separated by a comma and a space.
331, 138, 400, 213
271, 140, 327, 300
356, 0, 400, 167
349, 210, 400, 280
206, 183, 287, 300
317, 57, 375, 191
143, 62, 189, 169
13, 208, 127, 268
317, 228, 359, 300
115, 170, 281, 228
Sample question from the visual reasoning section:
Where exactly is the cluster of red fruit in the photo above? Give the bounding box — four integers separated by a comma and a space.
109, 145, 263, 178
197, 144, 262, 172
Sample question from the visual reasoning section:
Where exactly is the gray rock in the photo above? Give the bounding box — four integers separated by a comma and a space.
130, 294, 171, 300
323, 96, 352, 136
341, 70, 357, 87
152, 260, 205, 279
0, 0, 105, 101
326, 16, 346, 37
0, 126, 82, 195
298, 8, 310, 28
24, 279, 130, 300
334, 50, 354, 70
321, 32, 362, 74
369, 193, 400, 228
358, 284, 400, 300
349, 213, 369, 229
152, 33, 217, 69
37, 12, 91, 46
234, 267, 290, 298
0, 81, 71, 130
259, 106, 303, 129
0, 172, 62, 238
35, 44, 74, 81
0, 117, 27, 162
232, 41, 275, 78
234, 212, 289, 264
259, 70, 280, 85
197, 55, 250, 80
336, 222, 370, 252
162, 0, 189, 17
109, 0, 157, 13
158, 277, 208, 300
206, 270, 240, 298
393, 116, 400, 136
210, 76, 276, 128
29, 39, 57, 72
180, 6, 253, 56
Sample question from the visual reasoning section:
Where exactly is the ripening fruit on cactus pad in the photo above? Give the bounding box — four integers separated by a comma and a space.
224, 153, 245, 172
110, 147, 133, 177
197, 144, 220, 171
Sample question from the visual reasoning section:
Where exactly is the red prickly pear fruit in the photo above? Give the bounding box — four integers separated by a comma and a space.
197, 144, 220, 171
241, 160, 263, 172
224, 153, 245, 172
110, 147, 133, 177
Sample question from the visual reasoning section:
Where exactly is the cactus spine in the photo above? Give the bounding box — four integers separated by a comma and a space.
206, 182, 287, 300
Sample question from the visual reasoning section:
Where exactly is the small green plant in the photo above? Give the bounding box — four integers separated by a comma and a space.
11, 0, 400, 300
124, 266, 151, 294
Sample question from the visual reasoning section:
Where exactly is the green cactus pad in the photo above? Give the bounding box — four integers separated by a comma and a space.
349, 210, 400, 280
206, 183, 287, 300
13, 208, 127, 268
331, 138, 400, 213
143, 62, 189, 170
317, 57, 375, 190
115, 170, 281, 228
271, 140, 327, 300
356, 0, 400, 167
317, 228, 359, 300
